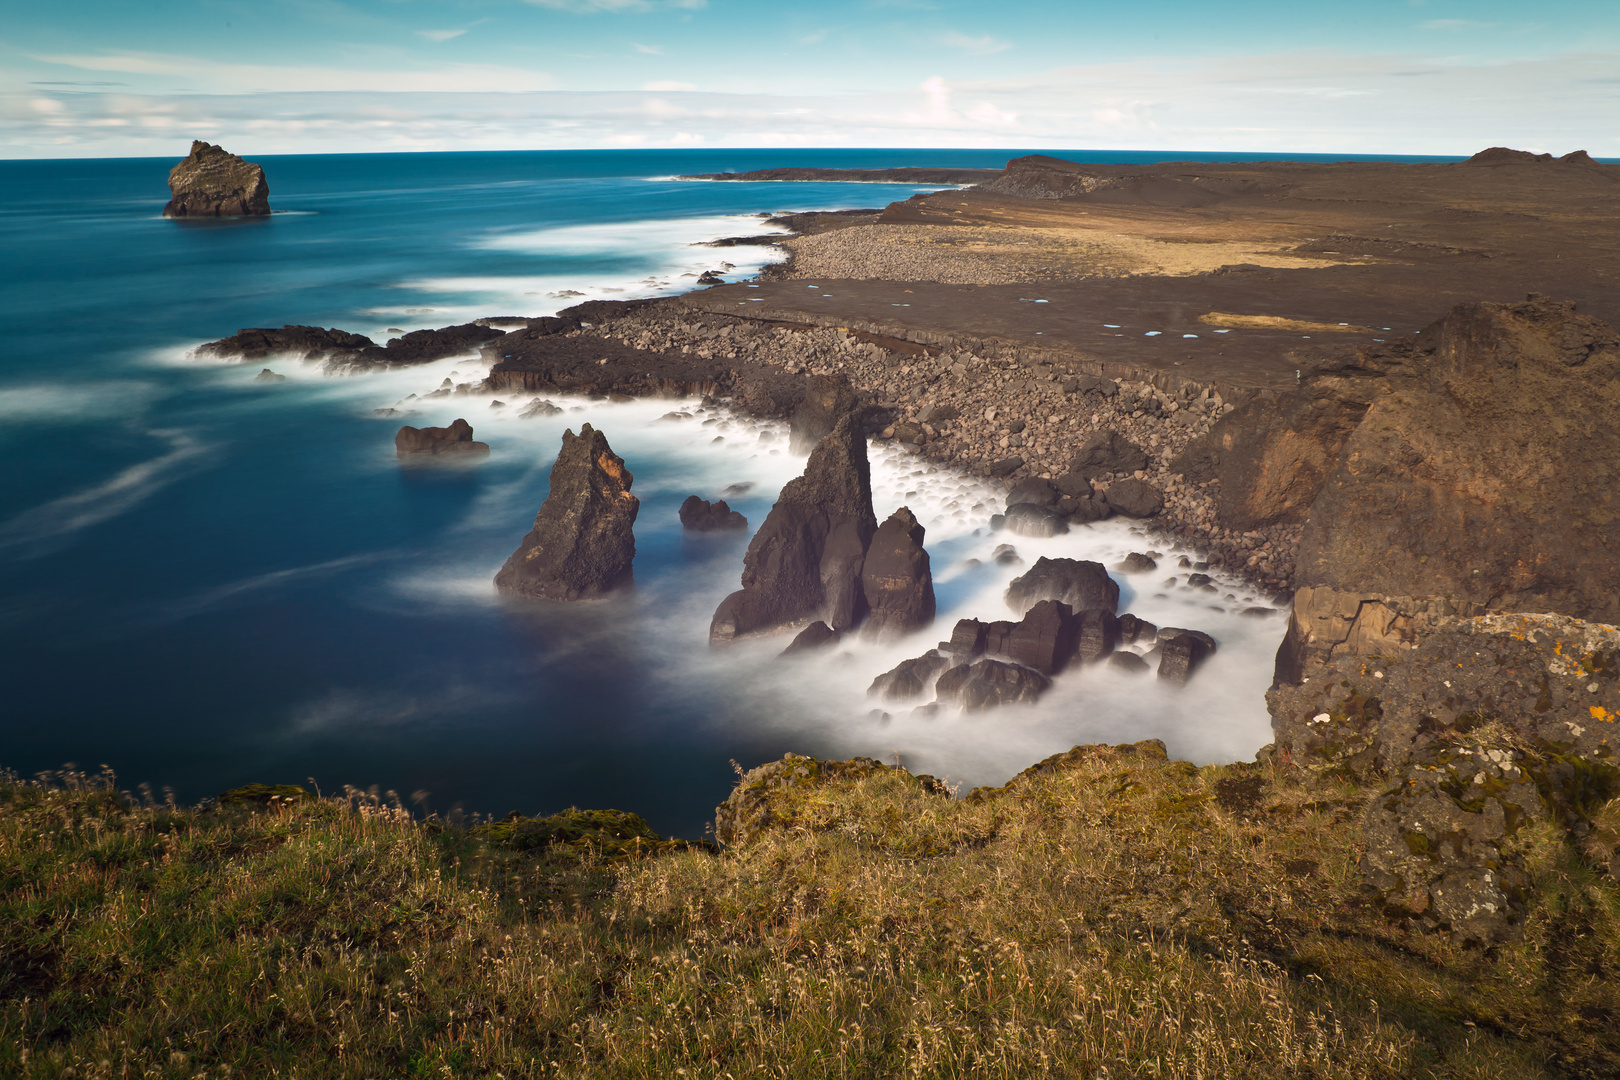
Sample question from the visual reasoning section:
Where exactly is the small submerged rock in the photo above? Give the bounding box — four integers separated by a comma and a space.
254, 368, 285, 383
780, 621, 840, 657
679, 495, 748, 532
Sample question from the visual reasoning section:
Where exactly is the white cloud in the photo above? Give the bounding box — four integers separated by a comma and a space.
1422, 19, 1495, 30
634, 43, 664, 54
27, 51, 553, 93
417, 29, 468, 42
942, 31, 1012, 55
643, 80, 694, 91
4, 50, 1619, 159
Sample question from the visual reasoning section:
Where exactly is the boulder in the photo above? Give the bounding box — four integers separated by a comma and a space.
1156, 629, 1217, 683
395, 418, 490, 457
163, 141, 270, 218
710, 413, 877, 641
253, 368, 285, 383
868, 652, 951, 699
1103, 478, 1164, 518
987, 455, 1024, 477
780, 621, 840, 657
860, 507, 936, 639
1114, 552, 1158, 574
940, 617, 987, 659
935, 659, 1052, 711
679, 495, 748, 532
1070, 429, 1149, 476
1075, 609, 1120, 663
1052, 472, 1094, 499
1117, 613, 1158, 647
993, 599, 1077, 675
789, 373, 860, 454
1006, 477, 1058, 509
493, 424, 638, 600
1109, 651, 1151, 673
1003, 503, 1068, 537
519, 397, 563, 418
1005, 557, 1119, 616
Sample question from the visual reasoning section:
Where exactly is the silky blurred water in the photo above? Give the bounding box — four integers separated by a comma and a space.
0, 147, 1323, 836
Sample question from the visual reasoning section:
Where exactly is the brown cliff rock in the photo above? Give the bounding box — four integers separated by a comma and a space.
494, 425, 638, 600
163, 141, 270, 218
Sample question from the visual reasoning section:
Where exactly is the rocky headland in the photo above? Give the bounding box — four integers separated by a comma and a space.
162, 141, 271, 218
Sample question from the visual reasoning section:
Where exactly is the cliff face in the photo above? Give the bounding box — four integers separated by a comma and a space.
163, 141, 271, 218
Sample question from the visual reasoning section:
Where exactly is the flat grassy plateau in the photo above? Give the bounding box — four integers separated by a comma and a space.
2, 744, 1617, 1079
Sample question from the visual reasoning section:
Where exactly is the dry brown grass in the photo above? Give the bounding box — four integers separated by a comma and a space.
2, 750, 1616, 1078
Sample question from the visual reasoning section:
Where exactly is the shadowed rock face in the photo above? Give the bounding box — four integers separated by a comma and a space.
935, 659, 1051, 711
789, 373, 861, 454
711, 413, 877, 641
1292, 298, 1620, 625
395, 419, 489, 457
494, 425, 638, 601
679, 496, 747, 532
1004, 557, 1119, 617
163, 141, 270, 218
860, 507, 935, 640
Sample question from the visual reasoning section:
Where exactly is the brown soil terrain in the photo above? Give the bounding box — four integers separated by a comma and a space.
688, 150, 1620, 393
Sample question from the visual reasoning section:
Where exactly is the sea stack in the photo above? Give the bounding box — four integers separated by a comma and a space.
494, 425, 638, 601
710, 413, 878, 642
395, 418, 489, 456
859, 507, 935, 640
163, 141, 271, 218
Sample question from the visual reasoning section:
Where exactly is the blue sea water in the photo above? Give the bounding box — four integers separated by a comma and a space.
0, 147, 1460, 837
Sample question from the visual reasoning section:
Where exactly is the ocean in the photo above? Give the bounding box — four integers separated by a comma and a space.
0, 147, 1457, 837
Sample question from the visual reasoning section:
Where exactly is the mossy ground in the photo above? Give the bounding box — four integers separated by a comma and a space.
2, 753, 1616, 1079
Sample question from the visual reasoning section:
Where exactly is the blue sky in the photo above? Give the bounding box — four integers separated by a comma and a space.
3, 0, 1617, 157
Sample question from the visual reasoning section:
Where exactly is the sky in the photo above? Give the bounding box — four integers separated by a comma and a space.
2, 0, 1617, 158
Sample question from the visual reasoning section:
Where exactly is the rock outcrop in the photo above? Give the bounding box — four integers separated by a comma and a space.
1267, 612, 1620, 942
197, 322, 504, 372
163, 141, 270, 218
1103, 478, 1164, 518
1004, 557, 1119, 617
859, 507, 935, 640
395, 418, 489, 457
789, 374, 862, 454
1293, 298, 1620, 626
1070, 429, 1148, 476
679, 496, 747, 532
935, 659, 1052, 711
494, 425, 638, 601
710, 414, 878, 641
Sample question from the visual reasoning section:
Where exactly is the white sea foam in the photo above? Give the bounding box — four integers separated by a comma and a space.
158, 553, 390, 622
0, 381, 167, 422
369, 386, 1286, 789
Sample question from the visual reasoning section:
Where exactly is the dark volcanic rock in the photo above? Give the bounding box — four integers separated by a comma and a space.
1109, 651, 1151, 673
494, 424, 638, 601
868, 652, 951, 699
196, 325, 376, 362
1003, 503, 1069, 537
1156, 629, 1216, 683
163, 141, 270, 218
679, 495, 748, 532
253, 368, 285, 383
780, 621, 840, 657
1005, 557, 1119, 616
994, 599, 1077, 675
1115, 552, 1158, 574
941, 617, 988, 658
1070, 429, 1149, 476
987, 455, 1025, 477
1006, 477, 1058, 509
1118, 613, 1158, 647
860, 507, 935, 640
1075, 609, 1120, 662
789, 374, 861, 454
395, 418, 489, 457
1103, 478, 1164, 518
935, 659, 1052, 711
710, 414, 877, 641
